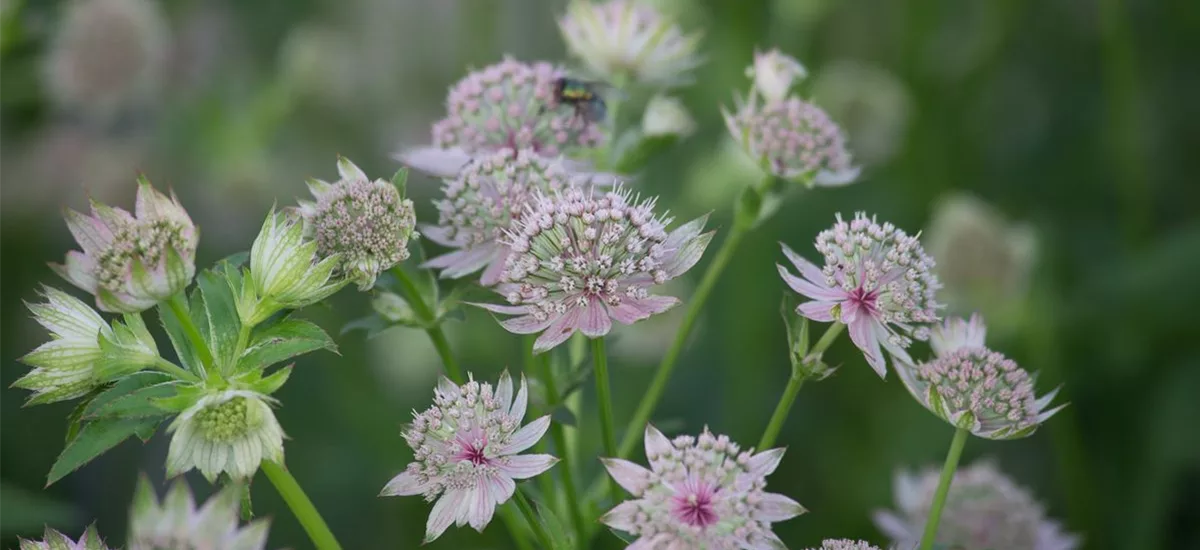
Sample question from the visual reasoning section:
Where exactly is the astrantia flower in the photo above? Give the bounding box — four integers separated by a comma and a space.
129, 476, 270, 550
478, 186, 712, 352
244, 209, 344, 323
724, 92, 859, 186
805, 540, 881, 550
53, 176, 198, 313
380, 372, 557, 543
422, 149, 573, 285
428, 57, 606, 159
166, 390, 284, 481
778, 213, 942, 377
873, 461, 1080, 550
895, 315, 1065, 439
601, 425, 805, 549
747, 49, 807, 103
298, 157, 417, 290
810, 61, 910, 165
19, 525, 109, 550
558, 0, 703, 87
14, 287, 109, 404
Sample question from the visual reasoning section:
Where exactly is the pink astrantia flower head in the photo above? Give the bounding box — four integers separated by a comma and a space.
297, 157, 417, 290
873, 461, 1080, 550
431, 57, 606, 158
476, 186, 712, 353
600, 425, 806, 549
558, 0, 703, 87
778, 213, 942, 378
380, 372, 558, 544
896, 314, 1065, 440
723, 91, 859, 187
804, 540, 882, 550
422, 149, 576, 286
53, 176, 198, 313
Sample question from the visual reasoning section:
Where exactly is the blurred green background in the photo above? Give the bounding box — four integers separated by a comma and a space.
3, 0, 1199, 548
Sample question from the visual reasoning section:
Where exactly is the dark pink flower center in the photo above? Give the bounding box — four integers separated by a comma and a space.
453, 432, 492, 466
848, 286, 878, 314
670, 481, 719, 528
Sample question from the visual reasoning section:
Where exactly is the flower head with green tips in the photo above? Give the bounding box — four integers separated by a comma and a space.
53, 176, 197, 313
243, 209, 343, 324
380, 371, 557, 543
166, 390, 284, 481
18, 525, 109, 550
558, 0, 703, 87
298, 157, 417, 290
896, 315, 1065, 439
129, 476, 270, 550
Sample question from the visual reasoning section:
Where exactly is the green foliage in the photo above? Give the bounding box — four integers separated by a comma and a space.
47, 416, 164, 486
238, 317, 336, 372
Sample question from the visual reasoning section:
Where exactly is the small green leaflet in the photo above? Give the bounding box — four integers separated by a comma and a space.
47, 415, 164, 486
197, 266, 241, 372
238, 317, 337, 373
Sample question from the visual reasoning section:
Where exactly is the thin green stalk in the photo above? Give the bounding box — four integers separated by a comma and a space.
228, 322, 252, 376
539, 352, 585, 541
166, 292, 215, 372
390, 267, 462, 383
918, 428, 969, 550
809, 322, 845, 359
152, 357, 200, 383
592, 338, 620, 500
617, 216, 750, 458
525, 337, 557, 512
498, 506, 535, 550
260, 460, 342, 550
757, 374, 806, 450
512, 490, 554, 550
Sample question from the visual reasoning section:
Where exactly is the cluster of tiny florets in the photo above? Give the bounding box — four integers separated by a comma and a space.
619, 430, 780, 547
309, 178, 416, 285
431, 57, 605, 156
96, 217, 191, 291
727, 96, 852, 181
403, 377, 521, 501
916, 347, 1040, 431
806, 540, 882, 550
558, 0, 703, 87
195, 397, 253, 442
501, 187, 670, 318
436, 150, 571, 249
903, 463, 1053, 549
817, 212, 941, 344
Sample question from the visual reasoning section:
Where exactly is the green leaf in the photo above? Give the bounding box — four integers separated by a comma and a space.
83, 381, 178, 420
550, 405, 577, 427
340, 315, 390, 339
238, 318, 336, 372
159, 297, 201, 373
80, 373, 171, 420
538, 502, 575, 550
46, 415, 164, 486
197, 267, 242, 371
391, 167, 409, 196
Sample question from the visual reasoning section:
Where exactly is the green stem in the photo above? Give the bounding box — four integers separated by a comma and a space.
167, 292, 215, 373
617, 211, 752, 459
512, 490, 554, 550
809, 322, 845, 359
152, 357, 200, 383
261, 460, 343, 550
390, 267, 462, 383
918, 427, 969, 550
498, 506, 535, 550
757, 374, 806, 451
538, 351, 585, 542
592, 338, 620, 500
228, 323, 252, 376
525, 338, 557, 512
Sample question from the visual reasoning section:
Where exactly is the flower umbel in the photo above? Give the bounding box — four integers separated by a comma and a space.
380, 372, 557, 543
298, 157, 417, 290
558, 0, 703, 87
19, 525, 109, 550
873, 461, 1080, 550
14, 287, 109, 404
896, 315, 1065, 439
128, 476, 270, 550
778, 213, 942, 377
805, 540, 882, 550
723, 92, 858, 186
478, 186, 713, 352
422, 149, 573, 285
747, 49, 807, 103
53, 176, 198, 313
601, 425, 805, 549
166, 390, 285, 481
430, 57, 606, 157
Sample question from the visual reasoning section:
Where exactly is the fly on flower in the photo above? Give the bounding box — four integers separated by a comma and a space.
545, 77, 616, 123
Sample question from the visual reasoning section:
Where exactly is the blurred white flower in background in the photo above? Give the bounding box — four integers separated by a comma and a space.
558, 0, 703, 87
641, 94, 695, 138
747, 49, 807, 103
811, 61, 911, 166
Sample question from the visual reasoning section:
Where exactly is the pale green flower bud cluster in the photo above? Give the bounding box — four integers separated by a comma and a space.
19, 525, 109, 550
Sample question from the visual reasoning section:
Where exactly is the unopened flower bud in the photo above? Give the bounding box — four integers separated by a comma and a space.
747, 49, 807, 103
166, 390, 284, 481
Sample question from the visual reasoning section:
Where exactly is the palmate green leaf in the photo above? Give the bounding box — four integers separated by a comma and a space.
80, 372, 172, 420
83, 382, 178, 420
158, 295, 201, 373
197, 266, 242, 371
47, 415, 165, 486
238, 317, 337, 373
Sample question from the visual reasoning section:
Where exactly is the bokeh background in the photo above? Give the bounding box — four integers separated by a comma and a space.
3, 0, 1199, 548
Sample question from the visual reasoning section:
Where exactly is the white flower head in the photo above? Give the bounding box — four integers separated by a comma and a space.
805, 540, 883, 550
166, 390, 284, 481
600, 425, 806, 549
558, 0, 703, 87
747, 49, 807, 103
19, 525, 109, 550
53, 176, 198, 313
896, 315, 1066, 439
380, 371, 558, 544
297, 157, 417, 290
245, 208, 344, 323
129, 476, 270, 550
642, 94, 696, 138
15, 287, 109, 404
874, 461, 1080, 550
